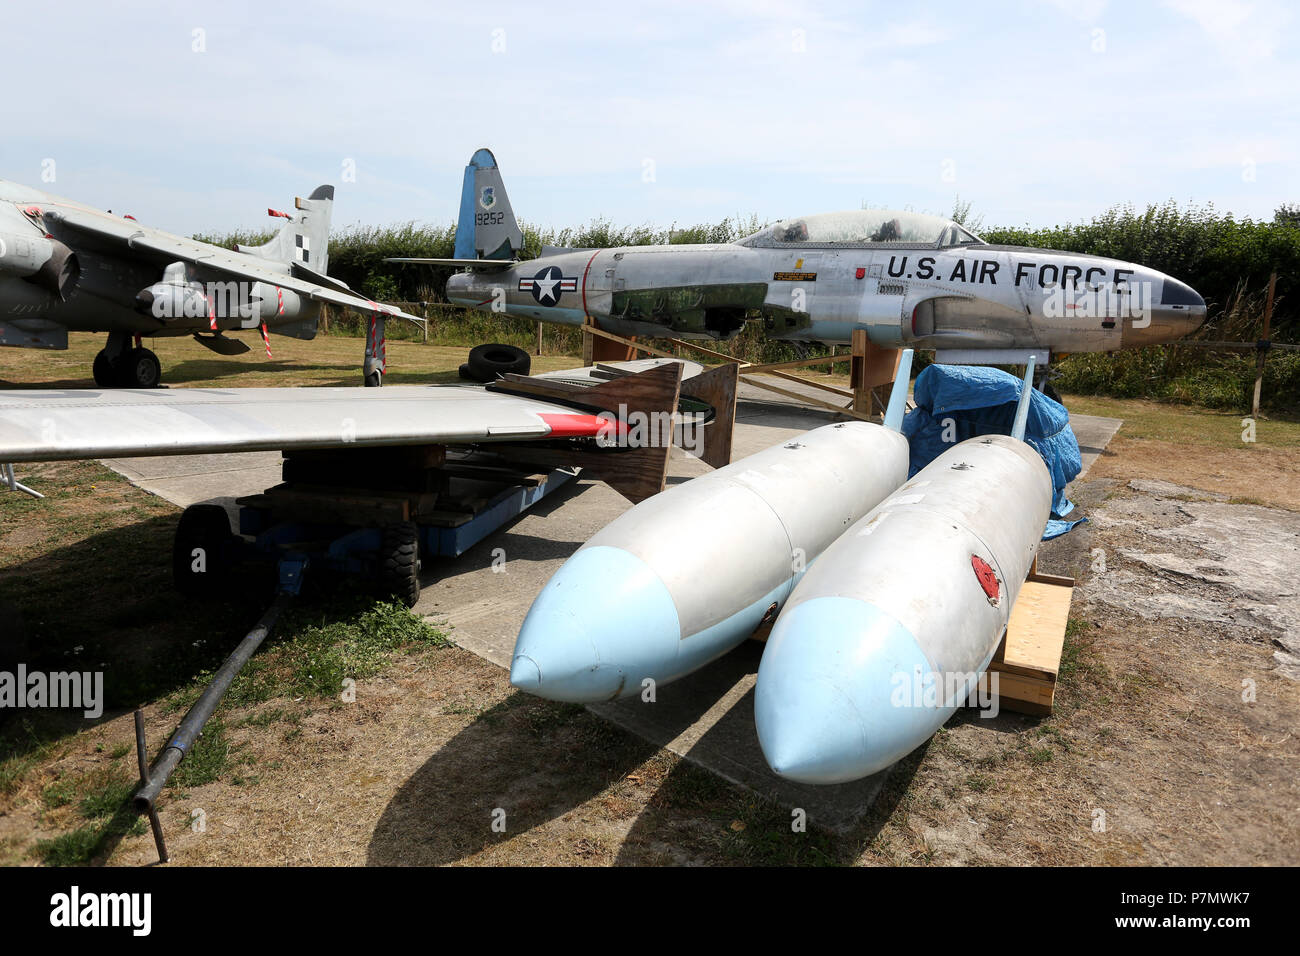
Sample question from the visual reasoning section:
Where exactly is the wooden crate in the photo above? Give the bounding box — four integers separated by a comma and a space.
989, 566, 1075, 716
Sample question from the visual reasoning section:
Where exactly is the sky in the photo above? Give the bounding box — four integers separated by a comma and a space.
2, 0, 1296, 238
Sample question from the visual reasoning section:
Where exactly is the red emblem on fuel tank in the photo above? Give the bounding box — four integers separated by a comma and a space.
971, 555, 1000, 603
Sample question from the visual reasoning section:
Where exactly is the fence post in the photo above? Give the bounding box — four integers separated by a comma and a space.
1252, 272, 1277, 418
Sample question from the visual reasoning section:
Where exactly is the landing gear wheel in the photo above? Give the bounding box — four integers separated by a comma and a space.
378, 521, 421, 608
172, 504, 236, 598
457, 362, 476, 381
92, 350, 116, 387
118, 347, 161, 388
466, 343, 530, 382
364, 367, 382, 388
1042, 382, 1062, 404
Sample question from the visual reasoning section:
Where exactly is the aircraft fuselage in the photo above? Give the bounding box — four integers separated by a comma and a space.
447, 236, 1206, 355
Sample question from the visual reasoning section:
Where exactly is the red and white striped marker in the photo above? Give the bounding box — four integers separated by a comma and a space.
367, 304, 387, 373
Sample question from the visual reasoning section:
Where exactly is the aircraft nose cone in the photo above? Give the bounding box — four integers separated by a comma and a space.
755, 597, 943, 784
1124, 274, 1207, 346
510, 546, 681, 703
1161, 276, 1208, 330
509, 654, 541, 690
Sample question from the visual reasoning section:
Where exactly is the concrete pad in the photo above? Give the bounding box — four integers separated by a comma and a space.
1071, 415, 1123, 478
102, 451, 283, 523
96, 386, 1121, 831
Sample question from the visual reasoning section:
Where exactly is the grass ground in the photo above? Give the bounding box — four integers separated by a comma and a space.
0, 332, 1295, 865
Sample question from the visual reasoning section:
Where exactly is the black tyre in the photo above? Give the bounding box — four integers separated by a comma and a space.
1042, 382, 1062, 404
378, 521, 421, 607
92, 350, 116, 387
118, 347, 161, 388
173, 505, 235, 597
364, 367, 382, 388
457, 362, 477, 381
467, 343, 530, 381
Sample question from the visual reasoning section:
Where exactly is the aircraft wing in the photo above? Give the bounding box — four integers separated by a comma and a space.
43, 206, 425, 326
0, 360, 742, 502
0, 385, 607, 463
385, 257, 519, 272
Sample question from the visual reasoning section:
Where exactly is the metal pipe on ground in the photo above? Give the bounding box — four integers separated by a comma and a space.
133, 593, 294, 833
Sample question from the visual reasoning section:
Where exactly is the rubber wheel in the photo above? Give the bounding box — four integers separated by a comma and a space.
173, 505, 235, 597
457, 362, 477, 381
378, 521, 421, 607
364, 367, 382, 388
118, 347, 161, 388
92, 350, 117, 387
467, 343, 530, 381
1042, 382, 1062, 404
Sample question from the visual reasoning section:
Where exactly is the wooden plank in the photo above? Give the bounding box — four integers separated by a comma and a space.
999, 580, 1073, 679
986, 572, 1075, 715
664, 337, 740, 365
743, 353, 849, 374
761, 367, 855, 399
991, 672, 1055, 716
584, 325, 676, 360
1029, 570, 1076, 588
679, 360, 738, 469
739, 373, 872, 421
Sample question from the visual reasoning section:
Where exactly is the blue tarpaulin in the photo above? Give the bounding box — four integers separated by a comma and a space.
901, 364, 1086, 539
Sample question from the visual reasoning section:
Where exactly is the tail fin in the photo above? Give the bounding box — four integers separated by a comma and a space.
882, 349, 914, 432
1011, 357, 1036, 442
236, 185, 335, 273
454, 148, 523, 261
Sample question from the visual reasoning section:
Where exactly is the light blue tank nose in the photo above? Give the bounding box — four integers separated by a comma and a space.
511, 546, 681, 703
755, 597, 947, 784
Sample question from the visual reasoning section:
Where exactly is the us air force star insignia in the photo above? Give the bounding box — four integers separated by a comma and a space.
518, 266, 578, 305
532, 266, 562, 303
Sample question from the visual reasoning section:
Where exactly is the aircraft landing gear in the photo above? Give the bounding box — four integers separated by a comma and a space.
93, 333, 162, 388
92, 350, 116, 387
1033, 354, 1062, 403
120, 347, 162, 388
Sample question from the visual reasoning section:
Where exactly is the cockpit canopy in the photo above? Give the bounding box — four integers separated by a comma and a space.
739, 209, 983, 249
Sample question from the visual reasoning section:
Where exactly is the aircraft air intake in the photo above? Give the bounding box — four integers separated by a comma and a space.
0, 233, 80, 300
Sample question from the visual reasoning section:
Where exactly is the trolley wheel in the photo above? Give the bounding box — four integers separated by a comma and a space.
378, 521, 421, 607
173, 504, 236, 597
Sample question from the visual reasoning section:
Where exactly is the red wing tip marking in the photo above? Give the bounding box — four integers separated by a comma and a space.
537, 413, 627, 440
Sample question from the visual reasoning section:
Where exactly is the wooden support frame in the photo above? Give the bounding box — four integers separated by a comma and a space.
578, 321, 891, 423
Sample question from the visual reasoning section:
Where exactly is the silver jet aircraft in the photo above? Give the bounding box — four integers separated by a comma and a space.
0, 180, 422, 388
392, 149, 1206, 368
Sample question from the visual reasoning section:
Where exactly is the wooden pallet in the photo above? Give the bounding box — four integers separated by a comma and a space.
990, 563, 1075, 716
